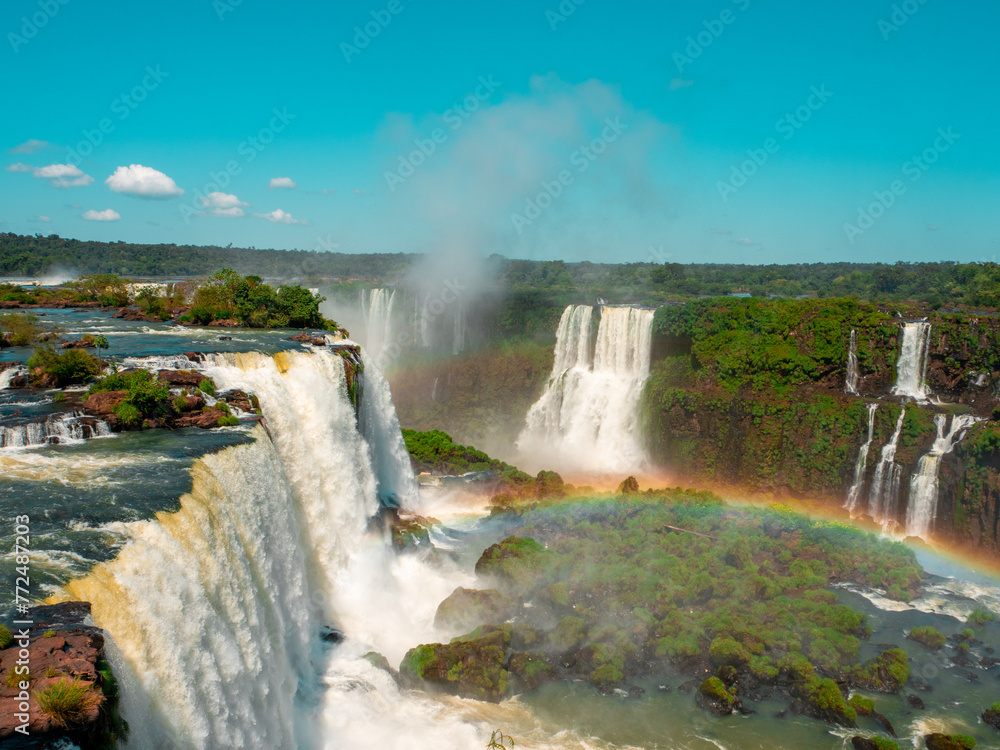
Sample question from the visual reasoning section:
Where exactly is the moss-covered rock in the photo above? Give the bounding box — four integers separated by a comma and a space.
924, 734, 977, 750
851, 738, 899, 750
797, 677, 856, 727
983, 703, 1000, 732
433, 587, 516, 633
908, 626, 947, 650
508, 652, 556, 692
399, 627, 511, 703
696, 676, 741, 716
475, 536, 548, 590
849, 649, 909, 693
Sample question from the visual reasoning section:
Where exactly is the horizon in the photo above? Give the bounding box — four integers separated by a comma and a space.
2, 1, 998, 264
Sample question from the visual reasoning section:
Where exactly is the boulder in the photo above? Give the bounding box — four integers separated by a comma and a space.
174, 410, 226, 429
83, 390, 128, 415
434, 587, 516, 633
399, 626, 511, 703
983, 707, 1000, 732
208, 318, 239, 328
924, 734, 977, 750
907, 694, 925, 710
696, 677, 741, 716
157, 370, 204, 387
288, 333, 327, 346
0, 602, 120, 747
59, 337, 95, 349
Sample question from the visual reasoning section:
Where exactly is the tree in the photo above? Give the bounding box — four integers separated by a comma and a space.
93, 334, 109, 368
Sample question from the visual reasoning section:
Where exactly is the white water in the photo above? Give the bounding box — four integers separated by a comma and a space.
62, 350, 492, 749
905, 414, 981, 540
845, 329, 860, 394
517, 305, 654, 476
0, 412, 111, 450
867, 408, 906, 525
0, 365, 27, 390
892, 321, 932, 400
845, 403, 877, 514
361, 288, 396, 368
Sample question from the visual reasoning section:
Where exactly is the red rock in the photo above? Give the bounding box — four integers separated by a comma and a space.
157, 369, 204, 386
83, 390, 127, 415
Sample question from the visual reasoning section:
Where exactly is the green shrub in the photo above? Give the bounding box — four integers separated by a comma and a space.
6, 666, 31, 688
0, 624, 11, 649
908, 626, 946, 650
27, 345, 99, 386
969, 608, 995, 626
113, 402, 141, 427
42, 629, 56, 638
198, 378, 216, 396
217, 415, 240, 427
172, 395, 190, 413
0, 312, 44, 346
33, 678, 102, 728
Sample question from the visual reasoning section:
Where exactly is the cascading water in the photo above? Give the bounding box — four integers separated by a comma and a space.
361, 288, 396, 367
59, 350, 481, 749
516, 305, 654, 475
845, 330, 860, 395
845, 403, 877, 514
892, 321, 932, 400
0, 365, 27, 390
0, 412, 111, 449
867, 408, 906, 525
905, 414, 981, 540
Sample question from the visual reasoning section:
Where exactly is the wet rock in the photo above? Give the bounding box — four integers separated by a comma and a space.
399, 626, 511, 703
218, 336, 233, 341
909, 676, 933, 692
924, 733, 977, 750
982, 707, 1000, 732
980, 657, 1000, 668
434, 587, 516, 633
320, 627, 344, 644
183, 351, 206, 363
627, 685, 645, 700
907, 693, 925, 710
174, 410, 227, 429
508, 652, 556, 692
288, 333, 327, 346
696, 677, 741, 716
59, 337, 95, 349
219, 389, 257, 414
207, 318, 239, 327
849, 649, 909, 693
363, 652, 398, 681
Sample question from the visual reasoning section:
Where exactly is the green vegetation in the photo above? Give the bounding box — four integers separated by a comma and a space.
33, 677, 102, 728
5, 666, 31, 688
90, 369, 170, 425
42, 629, 56, 638
969, 608, 995, 626
0, 623, 11, 649
27, 344, 100, 385
180, 268, 335, 329
404, 494, 920, 728
908, 626, 947, 650
0, 312, 47, 346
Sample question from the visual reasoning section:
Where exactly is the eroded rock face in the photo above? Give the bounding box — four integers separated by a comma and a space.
0, 602, 121, 749
82, 390, 128, 415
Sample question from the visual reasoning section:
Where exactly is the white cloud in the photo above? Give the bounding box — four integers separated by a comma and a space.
670, 78, 694, 91
105, 164, 184, 198
10, 139, 58, 154
198, 191, 248, 217
732, 237, 759, 246
38, 215, 51, 222
33, 163, 94, 188
82, 208, 122, 222
6, 162, 32, 173
267, 177, 297, 189
253, 208, 306, 225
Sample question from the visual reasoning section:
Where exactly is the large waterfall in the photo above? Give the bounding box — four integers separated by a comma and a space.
892, 321, 932, 400
60, 350, 481, 749
905, 414, 981, 540
845, 330, 860, 395
361, 288, 396, 368
516, 305, 655, 476
867, 408, 906, 525
845, 403, 877, 514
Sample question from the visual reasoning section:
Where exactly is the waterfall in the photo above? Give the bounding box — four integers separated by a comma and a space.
867, 408, 906, 525
516, 305, 654, 475
452, 302, 466, 355
905, 414, 981, 540
845, 403, 878, 513
845, 330, 860, 395
892, 321, 932, 400
1, 412, 111, 449
361, 288, 396, 368
60, 350, 480, 749
0, 365, 27, 390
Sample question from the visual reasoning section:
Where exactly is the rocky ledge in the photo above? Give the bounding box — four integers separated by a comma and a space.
0, 602, 125, 749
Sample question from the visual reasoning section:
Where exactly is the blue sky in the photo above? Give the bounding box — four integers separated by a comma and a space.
1, 0, 997, 263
